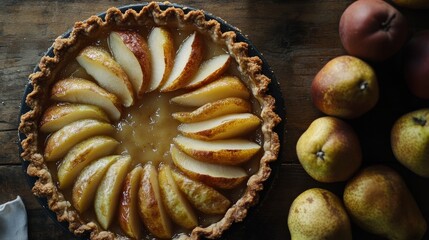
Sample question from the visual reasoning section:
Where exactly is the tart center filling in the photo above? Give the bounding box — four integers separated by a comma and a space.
115, 91, 186, 166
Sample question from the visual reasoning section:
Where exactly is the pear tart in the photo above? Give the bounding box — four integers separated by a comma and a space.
19, 2, 280, 240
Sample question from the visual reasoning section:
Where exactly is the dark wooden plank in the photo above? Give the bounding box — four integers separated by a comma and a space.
0, 130, 20, 164
0, 166, 43, 210
27, 209, 75, 240
0, 99, 21, 131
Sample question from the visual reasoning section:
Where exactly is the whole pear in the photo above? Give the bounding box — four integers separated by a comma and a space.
288, 188, 352, 240
391, 109, 429, 177
296, 116, 362, 182
311, 55, 379, 119
344, 165, 427, 240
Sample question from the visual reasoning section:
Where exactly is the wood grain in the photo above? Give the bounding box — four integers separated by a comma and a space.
1, 0, 429, 239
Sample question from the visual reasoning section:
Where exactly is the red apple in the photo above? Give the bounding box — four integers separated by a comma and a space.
339, 0, 408, 61
403, 31, 429, 99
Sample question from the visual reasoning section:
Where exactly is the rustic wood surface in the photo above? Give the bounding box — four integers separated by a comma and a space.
1, 0, 429, 239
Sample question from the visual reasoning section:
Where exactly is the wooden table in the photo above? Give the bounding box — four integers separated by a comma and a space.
1, 0, 429, 239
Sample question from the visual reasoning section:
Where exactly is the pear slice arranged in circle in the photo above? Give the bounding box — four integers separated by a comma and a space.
171, 76, 250, 107
50, 78, 123, 121
178, 113, 261, 141
95, 155, 132, 230
57, 136, 119, 189
172, 97, 251, 123
171, 145, 247, 189
173, 135, 261, 165
109, 31, 151, 97
44, 119, 115, 162
171, 170, 231, 214
185, 54, 231, 89
118, 165, 144, 239
76, 46, 135, 107
158, 164, 198, 229
72, 155, 118, 213
138, 163, 172, 239
160, 32, 203, 92
147, 27, 175, 92
40, 103, 110, 133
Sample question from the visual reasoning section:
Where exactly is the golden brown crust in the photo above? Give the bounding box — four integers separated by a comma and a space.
19, 2, 281, 239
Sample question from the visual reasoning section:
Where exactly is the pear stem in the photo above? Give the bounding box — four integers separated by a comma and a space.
381, 13, 396, 32
413, 117, 427, 126
359, 81, 368, 91
316, 150, 325, 161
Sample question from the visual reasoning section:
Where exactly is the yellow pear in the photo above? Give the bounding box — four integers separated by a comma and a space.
170, 145, 247, 189
178, 113, 261, 141
147, 27, 174, 92
311, 55, 379, 119
171, 76, 250, 107
94, 155, 131, 229
288, 188, 352, 240
160, 32, 203, 92
296, 116, 362, 182
118, 166, 144, 239
50, 78, 123, 121
171, 170, 230, 214
158, 164, 197, 229
173, 135, 260, 165
72, 155, 118, 213
40, 103, 109, 133
391, 108, 429, 177
76, 46, 135, 106
344, 165, 427, 240
57, 136, 119, 189
185, 54, 231, 89
44, 119, 115, 162
138, 163, 172, 239
172, 97, 251, 123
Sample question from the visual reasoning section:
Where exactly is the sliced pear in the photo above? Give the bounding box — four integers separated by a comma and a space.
50, 78, 122, 121
185, 54, 231, 89
76, 46, 134, 106
178, 113, 261, 141
57, 136, 119, 189
40, 103, 109, 133
119, 165, 144, 239
147, 27, 174, 92
170, 145, 247, 189
174, 135, 261, 165
158, 164, 197, 229
109, 31, 151, 97
171, 76, 250, 107
171, 170, 231, 214
95, 155, 132, 229
172, 97, 251, 123
44, 119, 115, 162
138, 163, 172, 239
160, 32, 203, 92
72, 155, 119, 213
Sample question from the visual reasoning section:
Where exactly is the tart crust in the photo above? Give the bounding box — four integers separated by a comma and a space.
19, 2, 281, 239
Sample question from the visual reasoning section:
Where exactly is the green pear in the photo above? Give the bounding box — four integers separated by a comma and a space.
344, 165, 427, 240
288, 188, 352, 240
296, 116, 362, 182
391, 108, 429, 177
